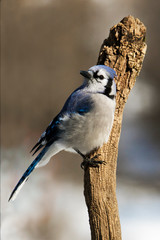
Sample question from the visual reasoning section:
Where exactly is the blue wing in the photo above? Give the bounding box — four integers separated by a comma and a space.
30, 114, 63, 155
30, 87, 93, 156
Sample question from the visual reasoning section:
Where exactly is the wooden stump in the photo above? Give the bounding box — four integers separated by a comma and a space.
84, 16, 147, 240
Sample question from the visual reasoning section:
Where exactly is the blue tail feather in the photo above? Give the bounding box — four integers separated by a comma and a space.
8, 146, 49, 201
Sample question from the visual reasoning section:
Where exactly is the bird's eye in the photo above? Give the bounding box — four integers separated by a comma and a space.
99, 75, 104, 80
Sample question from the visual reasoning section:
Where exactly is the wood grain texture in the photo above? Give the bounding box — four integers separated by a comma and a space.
84, 16, 147, 240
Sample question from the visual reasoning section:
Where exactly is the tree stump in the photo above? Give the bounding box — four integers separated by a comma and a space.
84, 15, 147, 240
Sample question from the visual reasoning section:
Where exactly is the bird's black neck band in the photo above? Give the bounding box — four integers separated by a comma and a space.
104, 77, 115, 99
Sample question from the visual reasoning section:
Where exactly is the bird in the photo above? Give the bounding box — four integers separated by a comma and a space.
8, 65, 117, 201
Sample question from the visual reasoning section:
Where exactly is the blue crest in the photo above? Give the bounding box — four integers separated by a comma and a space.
89, 65, 117, 79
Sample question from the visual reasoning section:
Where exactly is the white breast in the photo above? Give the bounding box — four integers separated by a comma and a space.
64, 93, 116, 155
85, 94, 116, 150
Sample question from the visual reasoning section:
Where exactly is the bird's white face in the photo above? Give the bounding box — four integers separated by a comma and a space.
80, 65, 116, 99
88, 68, 109, 86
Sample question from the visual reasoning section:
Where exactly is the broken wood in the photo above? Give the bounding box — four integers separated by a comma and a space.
84, 15, 147, 240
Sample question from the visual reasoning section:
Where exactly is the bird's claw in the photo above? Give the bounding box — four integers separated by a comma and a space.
81, 154, 106, 169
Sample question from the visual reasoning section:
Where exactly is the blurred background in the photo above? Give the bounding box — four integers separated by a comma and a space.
1, 0, 160, 239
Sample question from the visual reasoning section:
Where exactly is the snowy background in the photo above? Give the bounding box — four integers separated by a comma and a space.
1, 0, 160, 239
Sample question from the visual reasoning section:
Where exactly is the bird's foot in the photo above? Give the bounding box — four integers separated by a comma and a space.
80, 154, 106, 169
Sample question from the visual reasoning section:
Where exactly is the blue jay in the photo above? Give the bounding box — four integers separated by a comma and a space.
9, 65, 117, 201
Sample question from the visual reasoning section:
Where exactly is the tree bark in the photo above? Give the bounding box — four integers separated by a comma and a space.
84, 16, 147, 240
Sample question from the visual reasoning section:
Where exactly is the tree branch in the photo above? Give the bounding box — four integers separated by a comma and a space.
84, 16, 147, 240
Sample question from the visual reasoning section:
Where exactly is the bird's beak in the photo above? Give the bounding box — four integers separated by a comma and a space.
80, 70, 92, 79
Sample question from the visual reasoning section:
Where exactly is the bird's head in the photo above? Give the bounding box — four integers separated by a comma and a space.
80, 65, 117, 99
